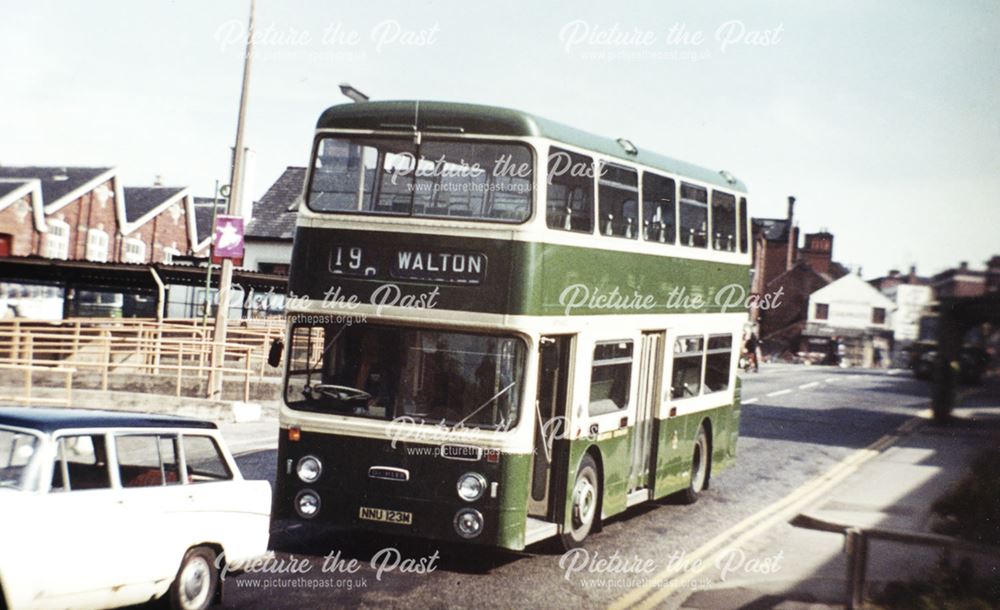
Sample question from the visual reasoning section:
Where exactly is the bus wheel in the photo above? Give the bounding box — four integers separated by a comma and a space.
679, 426, 709, 504
561, 454, 599, 550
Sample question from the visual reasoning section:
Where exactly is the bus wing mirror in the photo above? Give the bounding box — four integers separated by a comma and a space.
268, 338, 284, 368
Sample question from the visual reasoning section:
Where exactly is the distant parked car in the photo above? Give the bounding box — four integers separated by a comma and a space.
909, 345, 989, 384
0, 408, 271, 610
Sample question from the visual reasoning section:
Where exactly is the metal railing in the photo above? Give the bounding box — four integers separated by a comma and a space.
790, 513, 1000, 609
0, 362, 76, 406
0, 318, 285, 402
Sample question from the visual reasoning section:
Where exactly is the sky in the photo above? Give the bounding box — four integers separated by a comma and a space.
1, 0, 998, 278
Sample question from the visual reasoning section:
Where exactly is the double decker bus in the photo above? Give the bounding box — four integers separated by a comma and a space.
273, 101, 750, 550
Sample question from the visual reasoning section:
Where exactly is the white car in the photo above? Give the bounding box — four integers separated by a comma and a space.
0, 407, 271, 610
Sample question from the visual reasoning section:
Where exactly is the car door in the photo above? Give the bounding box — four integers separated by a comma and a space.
178, 433, 271, 563
30, 432, 129, 610
110, 433, 192, 599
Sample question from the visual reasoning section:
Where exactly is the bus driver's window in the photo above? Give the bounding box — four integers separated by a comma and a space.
355, 333, 387, 407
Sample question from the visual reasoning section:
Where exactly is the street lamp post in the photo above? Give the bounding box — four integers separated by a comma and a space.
208, 0, 255, 399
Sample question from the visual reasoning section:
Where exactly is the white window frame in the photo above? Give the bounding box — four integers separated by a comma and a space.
123, 238, 146, 263
85, 228, 109, 262
163, 246, 181, 264
44, 220, 70, 260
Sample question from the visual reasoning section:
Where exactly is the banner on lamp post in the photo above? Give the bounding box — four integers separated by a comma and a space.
212, 214, 245, 265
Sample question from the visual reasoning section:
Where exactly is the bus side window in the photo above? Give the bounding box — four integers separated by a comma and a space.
599, 163, 639, 239
711, 191, 737, 252
588, 341, 634, 416
704, 334, 733, 392
671, 335, 705, 399
547, 147, 594, 233
642, 172, 676, 244
679, 183, 708, 248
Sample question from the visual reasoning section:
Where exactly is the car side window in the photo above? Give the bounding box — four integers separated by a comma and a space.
116, 435, 181, 487
51, 435, 111, 491
182, 435, 233, 483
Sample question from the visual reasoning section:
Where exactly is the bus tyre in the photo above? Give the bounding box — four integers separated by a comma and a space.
169, 546, 219, 610
561, 454, 599, 550
679, 426, 709, 505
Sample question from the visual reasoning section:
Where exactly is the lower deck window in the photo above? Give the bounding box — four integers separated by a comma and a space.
704, 335, 733, 392
671, 333, 734, 398
671, 336, 704, 399
588, 341, 634, 415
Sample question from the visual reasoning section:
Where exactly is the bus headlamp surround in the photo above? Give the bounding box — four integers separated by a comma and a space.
453, 508, 484, 539
296, 455, 323, 483
295, 489, 321, 519
456, 472, 487, 502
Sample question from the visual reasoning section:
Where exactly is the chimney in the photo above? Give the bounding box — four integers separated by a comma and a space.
889, 269, 900, 278
786, 196, 796, 271
908, 265, 917, 282
959, 261, 968, 272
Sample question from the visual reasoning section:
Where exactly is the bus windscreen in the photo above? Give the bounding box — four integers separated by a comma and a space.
284, 323, 525, 430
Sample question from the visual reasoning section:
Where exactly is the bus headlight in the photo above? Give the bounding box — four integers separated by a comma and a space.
453, 508, 484, 539
295, 489, 321, 519
296, 455, 323, 483
456, 472, 487, 502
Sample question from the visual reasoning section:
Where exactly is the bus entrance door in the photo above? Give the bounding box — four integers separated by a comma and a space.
628, 331, 664, 493
528, 335, 571, 519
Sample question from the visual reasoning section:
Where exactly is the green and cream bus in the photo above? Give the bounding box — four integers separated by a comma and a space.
273, 101, 750, 550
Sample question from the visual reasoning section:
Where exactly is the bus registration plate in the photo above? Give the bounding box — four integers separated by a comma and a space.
359, 506, 413, 525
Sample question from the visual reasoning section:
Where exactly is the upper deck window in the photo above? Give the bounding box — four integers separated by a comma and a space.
642, 172, 676, 244
679, 183, 708, 248
599, 163, 639, 239
307, 137, 532, 223
546, 147, 594, 233
711, 191, 737, 252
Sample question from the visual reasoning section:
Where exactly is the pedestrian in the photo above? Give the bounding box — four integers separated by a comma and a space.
744, 332, 760, 372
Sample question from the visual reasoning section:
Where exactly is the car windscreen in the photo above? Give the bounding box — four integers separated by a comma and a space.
0, 427, 43, 491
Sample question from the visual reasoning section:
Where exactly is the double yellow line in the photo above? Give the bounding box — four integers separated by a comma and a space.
608, 408, 933, 610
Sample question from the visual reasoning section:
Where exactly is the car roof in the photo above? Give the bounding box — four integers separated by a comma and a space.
0, 407, 218, 434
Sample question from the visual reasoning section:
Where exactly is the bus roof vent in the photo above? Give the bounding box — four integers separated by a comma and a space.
718, 169, 738, 185
616, 138, 638, 156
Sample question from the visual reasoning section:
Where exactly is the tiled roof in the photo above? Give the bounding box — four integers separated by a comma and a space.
123, 186, 185, 223
0, 180, 30, 199
0, 166, 112, 205
246, 167, 305, 241
193, 197, 227, 244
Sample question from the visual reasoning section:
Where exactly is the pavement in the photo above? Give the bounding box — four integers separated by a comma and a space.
666, 375, 1000, 609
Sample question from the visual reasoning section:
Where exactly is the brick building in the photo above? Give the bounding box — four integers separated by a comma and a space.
0, 167, 202, 265
122, 187, 197, 263
0, 167, 125, 262
750, 196, 848, 355
0, 179, 46, 256
931, 261, 989, 299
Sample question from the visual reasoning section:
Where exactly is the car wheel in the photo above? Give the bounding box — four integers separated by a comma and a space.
170, 546, 218, 610
679, 425, 709, 504
560, 454, 600, 550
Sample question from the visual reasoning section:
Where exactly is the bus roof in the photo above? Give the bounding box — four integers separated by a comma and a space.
316, 101, 747, 192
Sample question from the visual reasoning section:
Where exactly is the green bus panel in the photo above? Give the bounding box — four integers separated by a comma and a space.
289, 227, 749, 316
